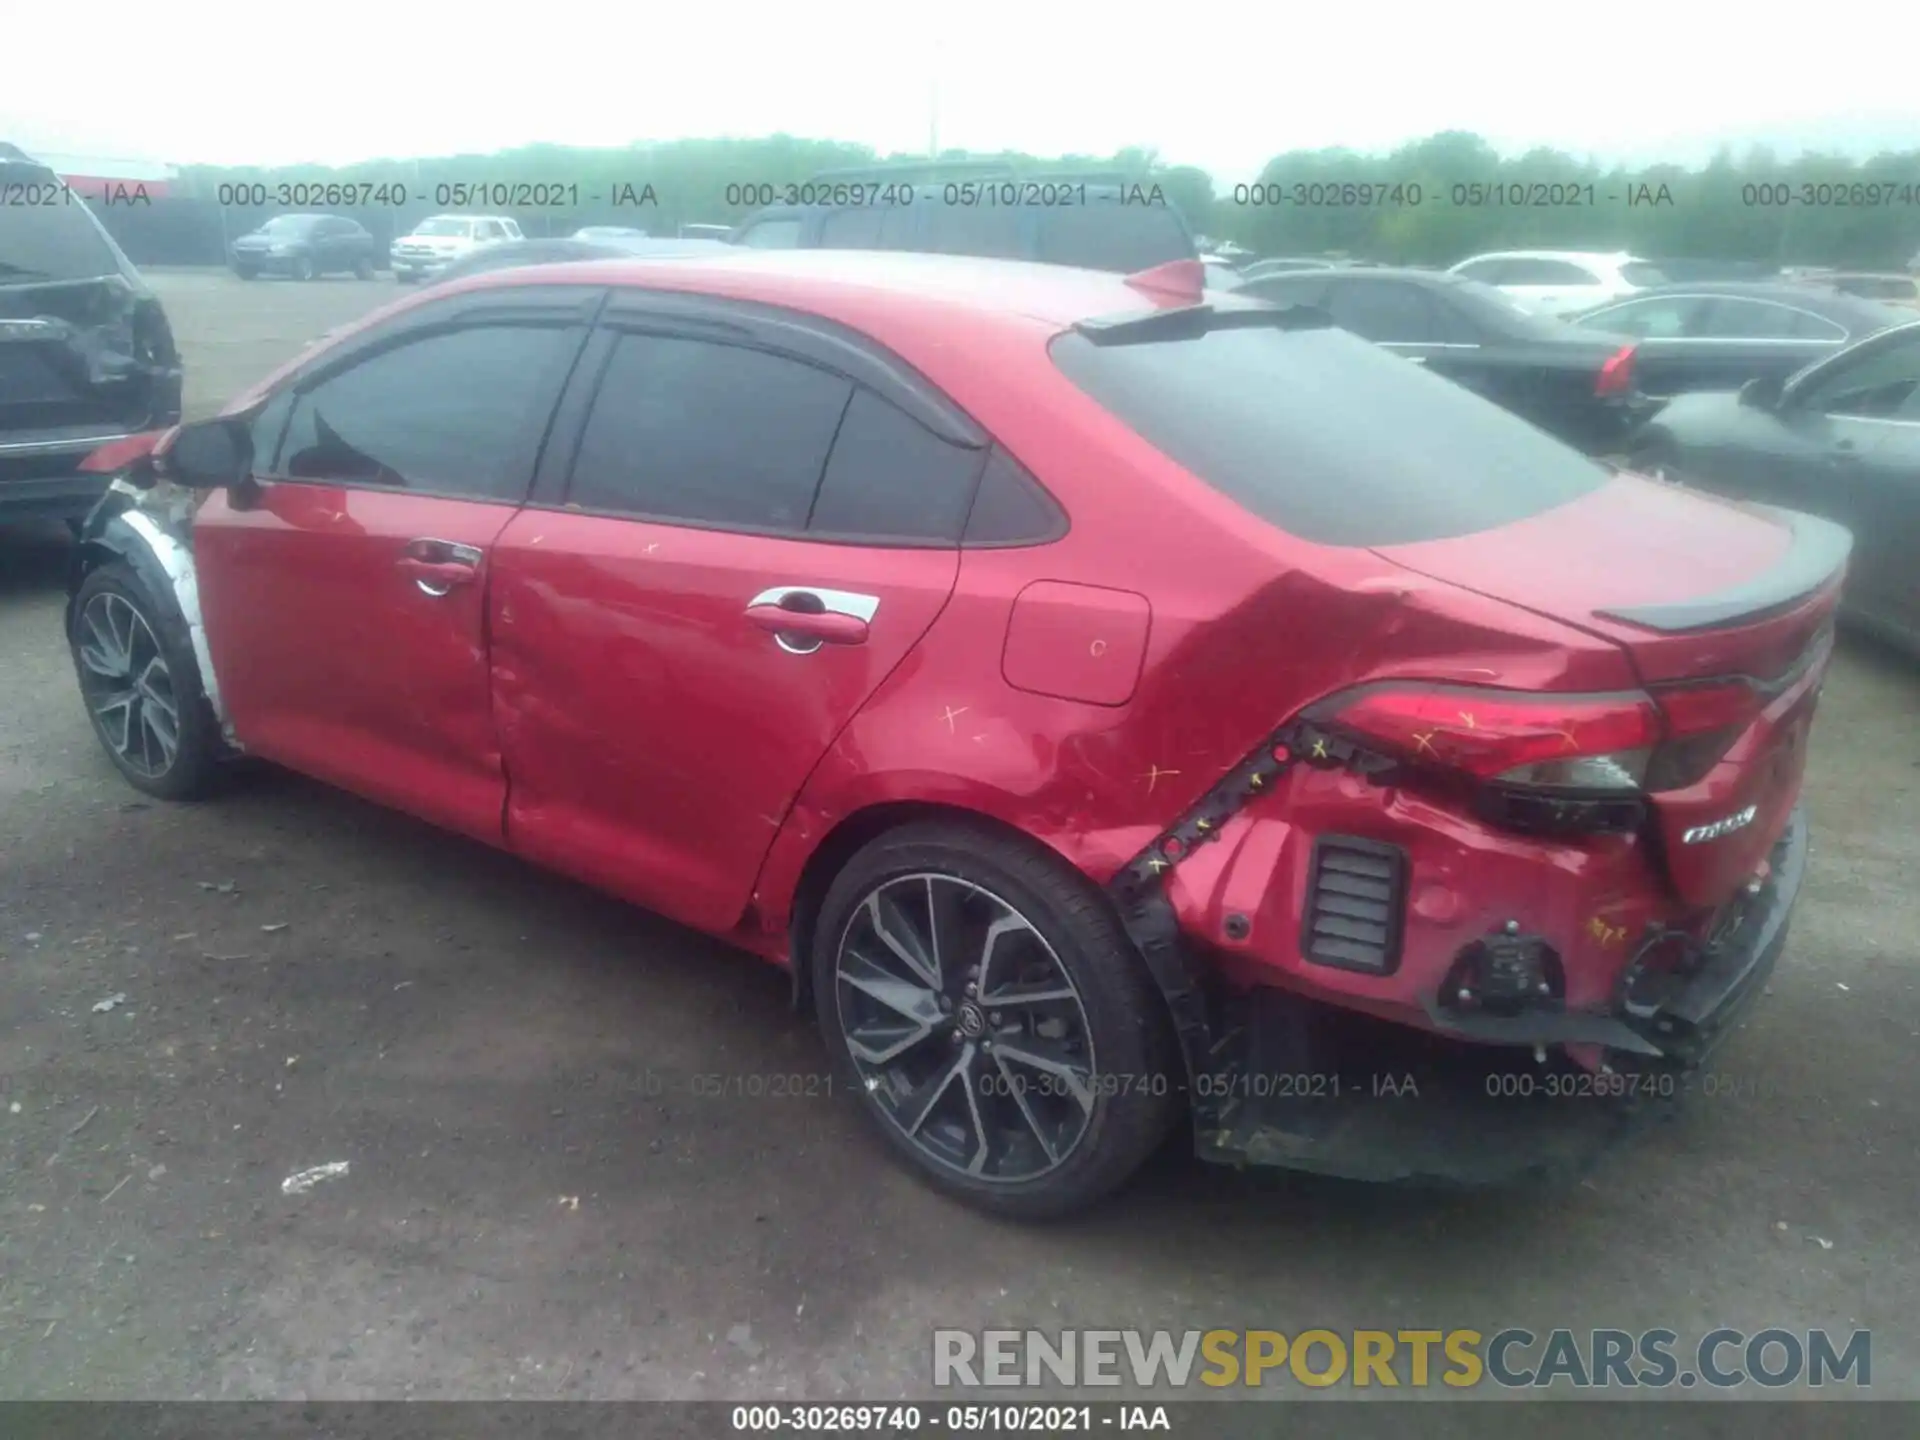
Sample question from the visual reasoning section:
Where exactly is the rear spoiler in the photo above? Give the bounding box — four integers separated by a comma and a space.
1594, 506, 1853, 633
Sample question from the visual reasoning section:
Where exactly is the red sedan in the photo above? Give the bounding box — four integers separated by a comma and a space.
66, 252, 1842, 1216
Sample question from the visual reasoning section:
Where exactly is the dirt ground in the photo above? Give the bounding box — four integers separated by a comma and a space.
1, 269, 1916, 1407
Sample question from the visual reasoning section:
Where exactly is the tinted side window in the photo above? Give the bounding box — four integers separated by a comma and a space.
1035, 203, 1194, 272
963, 448, 1068, 546
1701, 299, 1843, 341
819, 208, 884, 248
1580, 296, 1702, 338
275, 324, 574, 500
1795, 333, 1920, 418
809, 389, 985, 541
567, 334, 852, 529
924, 203, 1027, 259
738, 218, 803, 249
1323, 281, 1443, 342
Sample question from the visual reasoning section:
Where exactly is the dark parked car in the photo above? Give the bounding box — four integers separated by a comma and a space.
1568, 283, 1909, 400
68, 252, 1836, 1215
1624, 318, 1920, 657
0, 142, 182, 528
730, 163, 1199, 274
1237, 266, 1645, 451
230, 214, 380, 281
428, 236, 734, 287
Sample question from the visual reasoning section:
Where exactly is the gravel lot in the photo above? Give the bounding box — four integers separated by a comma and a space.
1, 269, 1916, 1410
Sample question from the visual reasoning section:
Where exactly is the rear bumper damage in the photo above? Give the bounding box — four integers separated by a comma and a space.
1107, 714, 1810, 1186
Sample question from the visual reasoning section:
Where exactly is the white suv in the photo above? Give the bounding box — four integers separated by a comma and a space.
1446, 250, 1669, 317
389, 214, 524, 283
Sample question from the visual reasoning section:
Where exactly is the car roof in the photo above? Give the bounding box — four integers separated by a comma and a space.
445, 247, 1205, 332
1454, 250, 1642, 265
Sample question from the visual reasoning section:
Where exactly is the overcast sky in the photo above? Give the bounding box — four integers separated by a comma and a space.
6, 1, 1915, 182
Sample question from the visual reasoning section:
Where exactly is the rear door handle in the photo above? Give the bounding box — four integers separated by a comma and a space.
400, 537, 482, 596
747, 586, 879, 654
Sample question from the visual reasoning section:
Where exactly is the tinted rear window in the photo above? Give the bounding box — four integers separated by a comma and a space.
1049, 325, 1610, 547
0, 166, 122, 281
1035, 201, 1195, 272
1619, 263, 1671, 286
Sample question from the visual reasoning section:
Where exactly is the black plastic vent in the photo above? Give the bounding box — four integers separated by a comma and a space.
1300, 835, 1407, 975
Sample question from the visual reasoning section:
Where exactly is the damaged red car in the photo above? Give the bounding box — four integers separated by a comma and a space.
65, 252, 1842, 1217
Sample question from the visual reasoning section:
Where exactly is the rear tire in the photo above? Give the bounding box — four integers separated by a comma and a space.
69, 561, 224, 801
233, 266, 258, 280
812, 821, 1179, 1219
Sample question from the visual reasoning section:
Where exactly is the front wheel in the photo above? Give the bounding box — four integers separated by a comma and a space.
812, 822, 1179, 1219
292, 255, 316, 281
70, 561, 224, 801
353, 256, 375, 279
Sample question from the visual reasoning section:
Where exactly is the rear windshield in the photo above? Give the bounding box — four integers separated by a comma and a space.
413, 217, 475, 237
0, 165, 122, 281
1050, 324, 1610, 547
1619, 262, 1671, 286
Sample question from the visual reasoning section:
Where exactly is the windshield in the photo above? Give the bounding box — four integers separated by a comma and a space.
0, 163, 122, 281
1050, 324, 1609, 547
258, 215, 316, 235
1620, 262, 1672, 286
413, 218, 474, 237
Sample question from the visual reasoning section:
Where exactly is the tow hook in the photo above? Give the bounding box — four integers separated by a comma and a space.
1442, 921, 1565, 1018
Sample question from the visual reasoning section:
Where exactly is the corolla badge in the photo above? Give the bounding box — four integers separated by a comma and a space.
1682, 805, 1758, 845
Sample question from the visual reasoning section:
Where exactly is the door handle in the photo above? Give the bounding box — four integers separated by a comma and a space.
747, 586, 879, 655
399, 538, 482, 597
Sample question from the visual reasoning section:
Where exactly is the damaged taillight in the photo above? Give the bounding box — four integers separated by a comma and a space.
1325, 684, 1661, 790
1642, 678, 1765, 790
79, 430, 169, 486
1595, 343, 1637, 396
1316, 677, 1774, 837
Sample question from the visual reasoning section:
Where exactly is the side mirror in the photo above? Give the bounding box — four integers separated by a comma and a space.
1738, 374, 1785, 412
158, 417, 253, 489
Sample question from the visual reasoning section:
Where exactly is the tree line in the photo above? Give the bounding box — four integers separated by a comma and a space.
177, 131, 1920, 269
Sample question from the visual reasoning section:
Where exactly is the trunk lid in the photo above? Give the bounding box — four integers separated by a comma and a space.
1374, 471, 1846, 907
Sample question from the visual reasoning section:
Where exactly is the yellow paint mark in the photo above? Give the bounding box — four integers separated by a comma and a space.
940, 705, 970, 732
1146, 856, 1169, 874
1144, 764, 1181, 794
1249, 773, 1264, 789
1089, 639, 1108, 658
1310, 738, 1329, 759
1196, 818, 1211, 832
1586, 916, 1628, 949
1457, 712, 1478, 730
1412, 730, 1438, 756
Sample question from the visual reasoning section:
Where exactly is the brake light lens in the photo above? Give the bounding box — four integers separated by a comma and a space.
1326, 685, 1661, 791
1643, 678, 1765, 790
79, 430, 168, 474
1595, 343, 1637, 396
